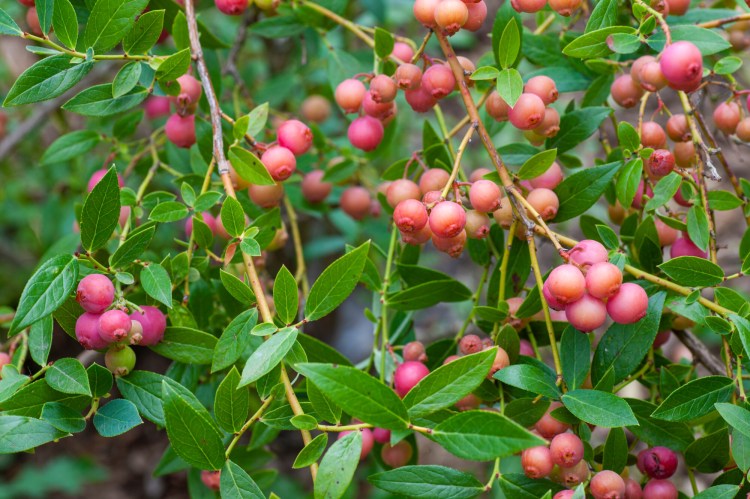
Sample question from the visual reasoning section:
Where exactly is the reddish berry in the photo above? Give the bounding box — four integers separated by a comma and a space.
403, 341, 427, 363
249, 183, 284, 208
530, 162, 563, 190
391, 42, 415, 63
19, 0, 36, 5
585, 262, 623, 300
492, 197, 514, 228
642, 479, 677, 499
401, 223, 432, 245
76, 313, 108, 350
554, 492, 575, 499
171, 74, 202, 115
713, 101, 742, 134
370, 75, 398, 103
647, 149, 675, 179
261, 146, 296, 182
566, 293, 607, 331
340, 186, 372, 220
362, 91, 395, 119
543, 280, 566, 311
666, 0, 689, 15
469, 180, 502, 213
590, 470, 626, 499
673, 141, 696, 168
639, 61, 668, 92
607, 282, 649, 324
129, 306, 167, 346
670, 236, 707, 258
429, 201, 466, 238
185, 212, 217, 238
144, 96, 171, 119
277, 119, 312, 156
381, 440, 413, 468
432, 230, 467, 258
521, 446, 554, 479
434, 0, 468, 35
422, 64, 456, 99
464, 210, 490, 239
641, 121, 667, 149
394, 361, 430, 397
338, 428, 374, 460
87, 169, 124, 193
509, 93, 546, 130
26, 8, 42, 36
456, 393, 481, 411
98, 309, 132, 343
0, 352, 10, 376
419, 168, 450, 194
300, 95, 331, 123
549, 0, 582, 16
215, 0, 247, 15
165, 113, 196, 148
76, 274, 115, 314
519, 339, 534, 356
568, 239, 609, 270
394, 64, 423, 90
527, 187, 559, 220
486, 91, 511, 122
348, 116, 384, 152
301, 170, 332, 203
464, 1, 487, 31
637, 446, 678, 479
536, 402, 571, 438
459, 334, 483, 355
393, 199, 429, 233
631, 56, 657, 88
488, 347, 510, 377
653, 330, 671, 349
551, 459, 590, 488
372, 427, 391, 444
105, 345, 136, 376
405, 86, 438, 113
632, 180, 653, 209
201, 470, 221, 491
660, 41, 703, 92
666, 114, 690, 142
655, 218, 678, 246
469, 168, 492, 183
386, 179, 421, 208
611, 74, 644, 108
736, 117, 750, 141
625, 478, 643, 498
525, 75, 558, 105
511, 0, 546, 13
549, 433, 584, 467
335, 78, 366, 113
546, 264, 586, 305
534, 107, 561, 138
127, 320, 144, 345
413, 0, 440, 27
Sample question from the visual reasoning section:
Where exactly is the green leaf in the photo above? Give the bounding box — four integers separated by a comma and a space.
273, 266, 298, 325
431, 410, 546, 461
554, 161, 621, 222
617, 121, 639, 151
113, 62, 142, 98
369, 465, 483, 499
214, 367, 249, 434
155, 48, 191, 82
0, 7, 22, 36
403, 349, 496, 418
0, 416, 66, 454
41, 402, 86, 433
9, 254, 78, 336
116, 370, 166, 425
562, 389, 638, 427
374, 27, 394, 59
123, 9, 164, 55
41, 130, 101, 165
387, 279, 472, 311
149, 201, 189, 222
52, 0, 78, 49
81, 166, 120, 251
220, 269, 255, 305
291, 414, 317, 430
687, 205, 710, 252
716, 403, 750, 440
708, 190, 743, 211
470, 66, 500, 81
47, 358, 91, 396
5, 55, 93, 106
239, 328, 298, 386
220, 197, 246, 239
161, 380, 224, 470
498, 474, 563, 499
293, 433, 328, 469
651, 376, 734, 421
93, 398, 143, 437
295, 363, 409, 429
495, 364, 561, 399
658, 257, 724, 287
602, 427, 628, 472
560, 326, 590, 390
305, 241, 371, 321
694, 485, 741, 499
228, 146, 275, 186
517, 149, 557, 180
141, 263, 172, 308
245, 103, 269, 138
685, 428, 730, 473
63, 84, 148, 117
645, 172, 682, 211
616, 158, 643, 209
307, 381, 341, 424
314, 430, 361, 499
714, 56, 743, 75
150, 327, 218, 365
563, 27, 635, 59
29, 316, 53, 367
212, 309, 259, 373
87, 363, 112, 398
647, 25, 730, 55
110, 225, 155, 269
596, 224, 619, 249
498, 20, 520, 69
496, 68, 523, 108
547, 107, 612, 154
220, 460, 264, 499
609, 33, 640, 53
83, 0, 150, 53
626, 398, 694, 451
585, 0, 618, 32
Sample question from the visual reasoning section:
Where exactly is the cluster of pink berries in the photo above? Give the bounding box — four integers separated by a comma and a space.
413, 0, 487, 36
510, 0, 581, 16
161, 74, 202, 149
74, 274, 166, 375
543, 240, 649, 332
486, 75, 561, 146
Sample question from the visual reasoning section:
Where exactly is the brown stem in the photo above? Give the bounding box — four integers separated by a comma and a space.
698, 12, 750, 28
673, 329, 727, 376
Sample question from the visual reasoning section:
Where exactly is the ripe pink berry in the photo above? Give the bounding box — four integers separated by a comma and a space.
607, 282, 649, 324
401, 223, 432, 245
171, 74, 202, 114
76, 313, 109, 350
566, 293, 607, 331
394, 361, 430, 397
527, 188, 559, 221
348, 116, 384, 152
631, 55, 656, 88
19, 0, 36, 6
370, 75, 398, 103
533, 108, 561, 138
521, 446, 554, 479
713, 101, 741, 134
76, 274, 115, 314
666, 114, 690, 142
488, 346, 510, 377
405, 86, 438, 113
509, 93, 546, 130
525, 75, 559, 105
611, 74, 644, 108
511, 0, 547, 13
87, 168, 124, 193
362, 91, 395, 118
642, 479, 678, 499
639, 61, 668, 92
185, 212, 217, 238
492, 197, 514, 228
660, 41, 703, 92
372, 427, 391, 444
546, 264, 586, 305
419, 168, 450, 194
670, 236, 706, 258
340, 186, 372, 220
666, 0, 690, 15
391, 42, 415, 63
554, 492, 575, 499
736, 117, 750, 141
519, 339, 534, 356
464, 210, 490, 239
469, 168, 492, 183
486, 92, 510, 121
590, 470, 626, 499
637, 446, 678, 479
301, 170, 333, 203
655, 218, 678, 246
549, 433, 585, 467
335, 78, 366, 113
249, 183, 284, 208
469, 180, 502, 213
641, 121, 667, 149
459, 334, 483, 355
625, 478, 643, 499
381, 440, 413, 468
653, 330, 671, 349
529, 162, 563, 190
403, 341, 427, 363
549, 0, 582, 16
647, 149, 675, 179
393, 199, 429, 233
129, 306, 167, 346
394, 64, 423, 90
215, 0, 247, 15
535, 402, 571, 438
429, 201, 466, 238
165, 113, 196, 148
585, 262, 623, 299
632, 180, 653, 209
261, 146, 296, 182
432, 230, 467, 258
301, 95, 331, 124
144, 96, 171, 119
98, 309, 132, 343
413, 0, 440, 27
543, 280, 566, 311
422, 64, 456, 99
434, 0, 469, 36
550, 459, 590, 488
673, 141, 697, 168
464, 1, 487, 31
277, 119, 312, 156
386, 179, 421, 207
201, 470, 221, 491
338, 428, 374, 460
568, 239, 609, 270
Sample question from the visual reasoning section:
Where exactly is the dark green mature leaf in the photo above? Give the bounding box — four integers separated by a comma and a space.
113, 62, 142, 98
41, 402, 86, 433
0, 366, 29, 405
647, 25, 731, 55
617, 121, 639, 151
41, 130, 101, 165
517, 149, 557, 180
123, 9, 164, 55
53, 0, 78, 49
560, 327, 590, 390
93, 399, 143, 437
404, 349, 496, 418
592, 292, 665, 384
239, 328, 298, 386
83, 0, 150, 53
554, 161, 621, 222
314, 431, 361, 499
9, 254, 78, 336
220, 197, 245, 239
229, 146, 275, 186
369, 465, 483, 499
215, 367, 249, 434
616, 158, 642, 209
562, 389, 638, 427
687, 205, 710, 252
295, 363, 409, 429
29, 316, 53, 367
495, 364, 561, 399
716, 403, 750, 439
162, 381, 224, 470
220, 460, 264, 499
498, 474, 563, 499
150, 327, 218, 365
602, 428, 628, 472
156, 48, 191, 82
651, 376, 734, 421
81, 166, 120, 252
110, 225, 155, 269
547, 107, 611, 154
563, 27, 635, 59
431, 410, 545, 461
0, 7, 22, 36
116, 370, 167, 425
694, 485, 741, 499
63, 84, 148, 116
0, 416, 66, 454
307, 381, 341, 424
219, 269, 255, 305
149, 201, 189, 222
250, 15, 305, 38
387, 280, 472, 310
212, 309, 259, 373
87, 363, 112, 398
5, 56, 93, 106
2, 379, 89, 418
47, 358, 91, 396
626, 399, 694, 451
141, 263, 172, 308
685, 428, 730, 473
273, 266, 298, 325
374, 27, 394, 59
293, 433, 328, 469
585, 0, 618, 32
305, 241, 371, 321
658, 257, 724, 287
645, 172, 682, 212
